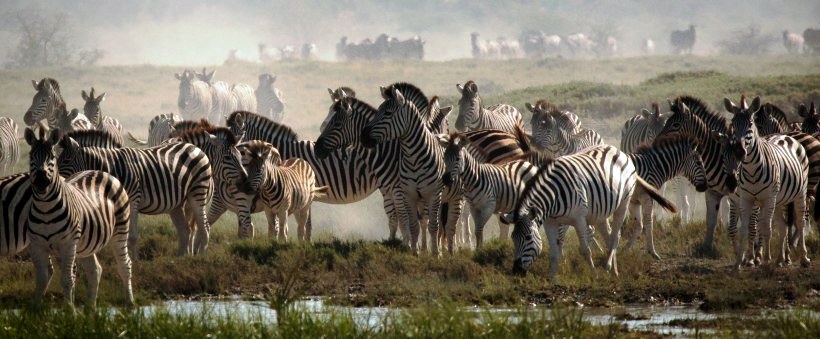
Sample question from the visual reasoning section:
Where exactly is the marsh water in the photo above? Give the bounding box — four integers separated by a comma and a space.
139, 297, 812, 336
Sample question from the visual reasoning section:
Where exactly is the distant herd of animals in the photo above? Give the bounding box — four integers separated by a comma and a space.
0, 70, 818, 309
238, 26, 820, 63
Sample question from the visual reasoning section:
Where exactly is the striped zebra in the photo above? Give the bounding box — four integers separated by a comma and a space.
232, 83, 257, 114
81, 88, 124, 146
64, 130, 123, 148
24, 78, 92, 132
0, 117, 19, 175
256, 73, 286, 122
176, 70, 212, 120
0, 173, 31, 256
127, 113, 183, 147
195, 68, 235, 124
500, 145, 676, 277
527, 101, 602, 159
723, 96, 810, 268
441, 132, 537, 248
236, 141, 326, 240
25, 127, 133, 308
57, 130, 214, 257
659, 96, 737, 253
625, 133, 708, 259
798, 102, 818, 134
362, 86, 448, 255
455, 80, 522, 133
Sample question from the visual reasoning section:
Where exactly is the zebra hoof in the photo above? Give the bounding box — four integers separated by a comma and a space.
650, 251, 662, 260
801, 258, 811, 268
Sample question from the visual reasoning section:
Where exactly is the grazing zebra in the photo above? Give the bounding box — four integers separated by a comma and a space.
196, 68, 235, 124
659, 96, 736, 253
0, 117, 19, 175
256, 73, 286, 123
442, 132, 537, 248
723, 96, 810, 268
0, 173, 31, 256
57, 130, 214, 257
25, 127, 133, 308
24, 78, 92, 132
175, 70, 212, 120
527, 101, 602, 159
624, 133, 708, 259
232, 83, 257, 114
455, 80, 522, 133
798, 102, 818, 134
127, 113, 184, 147
81, 88, 124, 146
501, 145, 676, 277
362, 86, 449, 255
237, 141, 326, 240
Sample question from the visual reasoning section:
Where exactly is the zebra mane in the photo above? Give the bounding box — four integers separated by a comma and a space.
761, 103, 788, 124
428, 96, 449, 132
676, 95, 728, 133
632, 132, 695, 155
335, 96, 377, 116
385, 82, 429, 114
514, 156, 557, 218
173, 119, 211, 131
532, 100, 560, 115
36, 78, 61, 93
62, 129, 123, 148
226, 111, 299, 141
177, 125, 238, 145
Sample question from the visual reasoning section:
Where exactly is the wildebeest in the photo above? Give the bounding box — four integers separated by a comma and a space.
670, 25, 696, 55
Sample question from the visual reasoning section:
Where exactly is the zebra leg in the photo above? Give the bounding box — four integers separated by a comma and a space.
394, 190, 418, 253
773, 206, 790, 266
425, 193, 442, 256
444, 198, 462, 255
128, 202, 140, 260
169, 208, 192, 256
545, 224, 562, 280
31, 245, 52, 306
757, 198, 776, 265
498, 213, 510, 240
471, 205, 493, 249
703, 191, 724, 254
735, 199, 754, 270
110, 224, 134, 305
236, 200, 255, 239
59, 243, 78, 309
189, 201, 211, 254
750, 205, 761, 266
727, 197, 738, 247
793, 198, 812, 267
624, 196, 643, 253
295, 207, 311, 242
572, 218, 596, 276
79, 255, 102, 309
265, 209, 278, 240
679, 182, 692, 224
278, 209, 289, 241
383, 194, 399, 240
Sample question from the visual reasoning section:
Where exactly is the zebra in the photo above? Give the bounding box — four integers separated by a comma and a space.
723, 95, 810, 268
321, 87, 356, 132
24, 78, 92, 132
797, 102, 818, 134
64, 130, 123, 148
0, 117, 19, 175
57, 130, 214, 257
527, 101, 602, 159
175, 70, 212, 121
658, 96, 737, 254
127, 113, 184, 147
25, 126, 133, 308
81, 88, 124, 146
441, 132, 537, 248
236, 141, 326, 240
232, 83, 257, 115
500, 145, 676, 277
0, 173, 31, 256
455, 80, 522, 133
624, 133, 709, 259
195, 68, 235, 124
256, 73, 286, 123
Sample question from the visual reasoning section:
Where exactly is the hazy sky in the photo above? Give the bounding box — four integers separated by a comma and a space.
1, 0, 818, 65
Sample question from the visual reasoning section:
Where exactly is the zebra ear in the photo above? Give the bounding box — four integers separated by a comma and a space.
525, 103, 535, 112
328, 88, 336, 101
469, 82, 478, 93
440, 106, 453, 119
749, 96, 761, 114
379, 86, 388, 99
652, 102, 660, 116
32, 80, 39, 91
723, 98, 736, 114
811, 102, 817, 116
24, 128, 37, 146
500, 212, 515, 224
456, 83, 464, 93
174, 73, 182, 80
393, 89, 406, 106
48, 129, 62, 146
436, 134, 450, 147
639, 108, 652, 119
96, 92, 106, 103
798, 103, 808, 117
81, 90, 89, 101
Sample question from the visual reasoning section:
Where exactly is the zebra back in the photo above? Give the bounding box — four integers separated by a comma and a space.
620, 103, 668, 153
231, 83, 257, 113
64, 129, 123, 148
630, 132, 707, 190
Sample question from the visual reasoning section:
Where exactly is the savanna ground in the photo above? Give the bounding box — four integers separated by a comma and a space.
0, 55, 819, 336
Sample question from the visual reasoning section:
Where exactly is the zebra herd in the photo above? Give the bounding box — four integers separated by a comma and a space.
0, 74, 817, 307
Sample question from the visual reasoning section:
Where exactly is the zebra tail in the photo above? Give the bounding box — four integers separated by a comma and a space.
127, 132, 148, 145
636, 177, 678, 213
813, 191, 820, 221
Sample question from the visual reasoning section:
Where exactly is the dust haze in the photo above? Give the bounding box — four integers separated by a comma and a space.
1, 0, 818, 65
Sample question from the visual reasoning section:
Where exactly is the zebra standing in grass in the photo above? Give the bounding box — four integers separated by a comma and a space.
501, 145, 677, 277
0, 173, 31, 256
176, 70, 212, 121
24, 78, 92, 132
527, 101, 602, 159
256, 73, 286, 123
237, 141, 326, 240
25, 126, 133, 308
455, 80, 522, 133
81, 88, 124, 146
196, 68, 235, 124
624, 133, 709, 259
441, 132, 537, 248
723, 96, 810, 268
0, 117, 19, 175
127, 113, 183, 147
57, 129, 214, 257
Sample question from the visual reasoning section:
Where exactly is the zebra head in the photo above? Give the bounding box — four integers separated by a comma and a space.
362, 87, 415, 148
711, 130, 743, 192
207, 128, 248, 187
527, 101, 569, 157
25, 78, 64, 127
226, 112, 248, 142
441, 133, 466, 188
798, 102, 819, 134
725, 95, 762, 157
455, 81, 480, 131
502, 204, 543, 275
81, 87, 106, 127
175, 70, 197, 110
316, 94, 357, 159
321, 87, 357, 132
237, 140, 279, 194
660, 98, 695, 136
24, 124, 62, 193
681, 139, 709, 193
